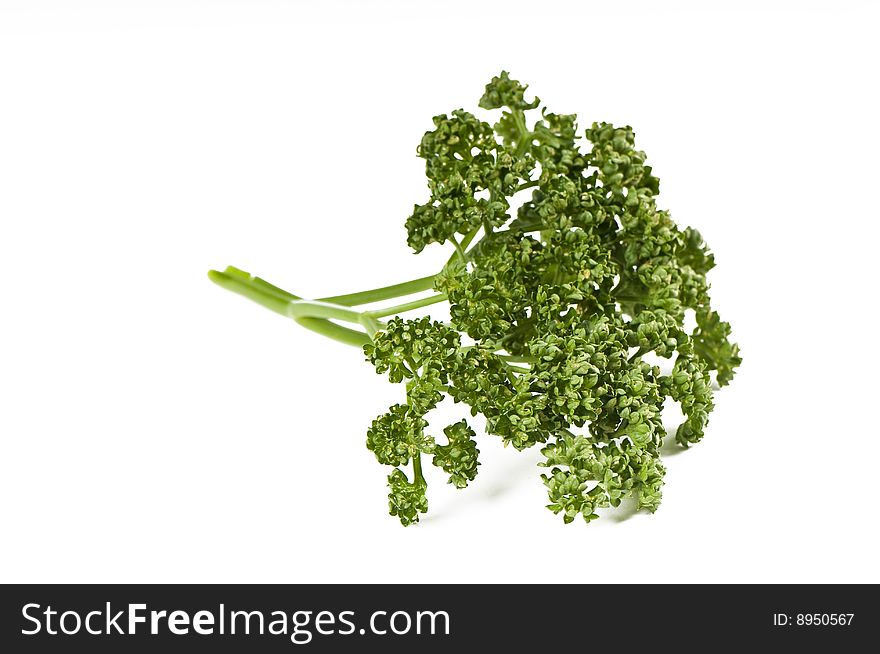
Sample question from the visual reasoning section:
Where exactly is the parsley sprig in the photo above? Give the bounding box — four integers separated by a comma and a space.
209, 72, 741, 525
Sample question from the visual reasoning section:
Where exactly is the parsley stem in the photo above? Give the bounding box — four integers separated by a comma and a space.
286, 300, 384, 337
320, 275, 437, 306
208, 268, 371, 347
210, 266, 448, 346
446, 227, 481, 267
217, 265, 299, 305
497, 353, 537, 364
364, 293, 447, 319
212, 225, 484, 349
460, 226, 480, 251
449, 234, 467, 264
413, 451, 425, 486
512, 109, 532, 157
286, 299, 363, 323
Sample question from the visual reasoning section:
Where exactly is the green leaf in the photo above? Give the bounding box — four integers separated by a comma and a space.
366, 404, 432, 467
387, 468, 428, 526
432, 420, 480, 488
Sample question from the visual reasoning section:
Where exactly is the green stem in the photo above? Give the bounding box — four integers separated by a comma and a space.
441, 227, 479, 269
316, 225, 501, 310
287, 300, 384, 337
628, 347, 648, 362
208, 268, 372, 347
364, 293, 447, 319
217, 266, 300, 306
449, 234, 467, 265
412, 451, 425, 486
512, 109, 532, 157
459, 226, 480, 251
497, 353, 537, 364
287, 299, 364, 324
211, 224, 480, 348
515, 179, 540, 192
320, 274, 437, 306
456, 345, 537, 364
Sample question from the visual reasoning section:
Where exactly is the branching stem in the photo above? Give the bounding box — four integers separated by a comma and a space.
210, 219, 514, 349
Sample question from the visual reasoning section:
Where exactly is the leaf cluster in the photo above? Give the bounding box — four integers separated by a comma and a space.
364, 72, 741, 525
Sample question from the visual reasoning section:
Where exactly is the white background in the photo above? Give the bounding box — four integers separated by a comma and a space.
2, 0, 878, 583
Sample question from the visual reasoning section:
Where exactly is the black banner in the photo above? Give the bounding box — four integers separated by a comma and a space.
1, 584, 876, 651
